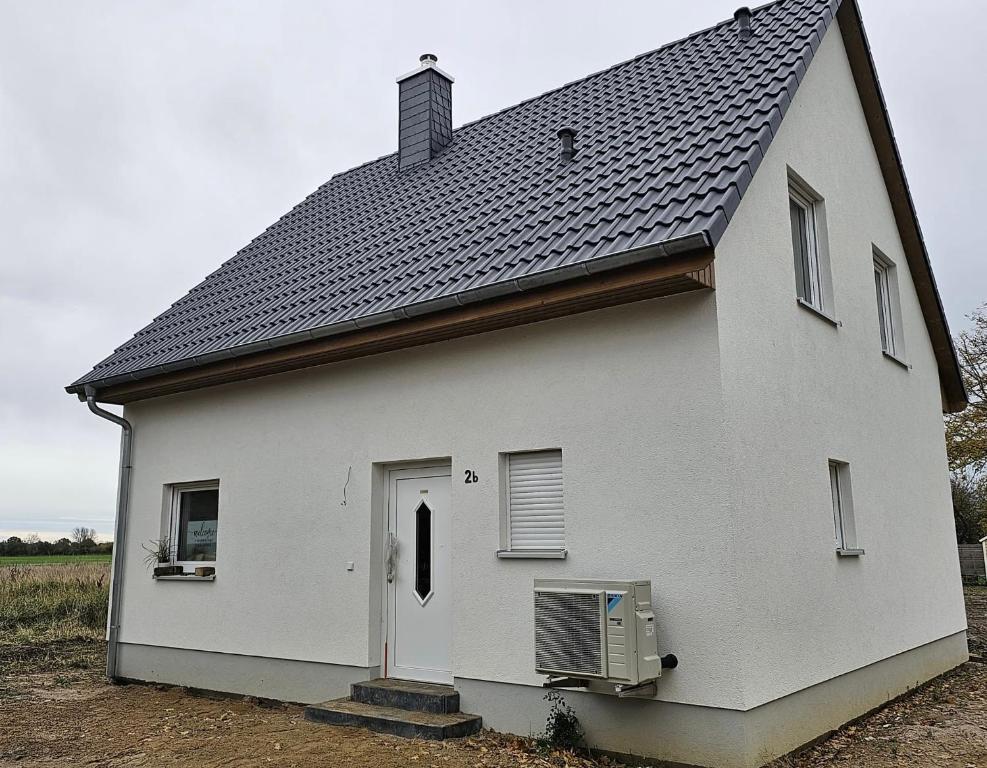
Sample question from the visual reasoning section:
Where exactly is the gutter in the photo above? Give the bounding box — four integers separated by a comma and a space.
84, 384, 132, 681
66, 231, 712, 396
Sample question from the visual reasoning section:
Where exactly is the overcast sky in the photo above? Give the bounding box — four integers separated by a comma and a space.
1, 0, 984, 541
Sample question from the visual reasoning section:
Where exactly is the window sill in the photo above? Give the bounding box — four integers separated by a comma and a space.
836, 548, 865, 557
496, 549, 567, 559
796, 298, 840, 327
882, 351, 910, 370
154, 574, 216, 581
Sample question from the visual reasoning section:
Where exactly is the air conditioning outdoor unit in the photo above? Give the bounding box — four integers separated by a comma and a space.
534, 579, 663, 687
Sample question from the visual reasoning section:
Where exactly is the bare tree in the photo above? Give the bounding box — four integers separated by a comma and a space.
71, 526, 97, 544
952, 471, 987, 544
946, 304, 987, 476
945, 304, 987, 543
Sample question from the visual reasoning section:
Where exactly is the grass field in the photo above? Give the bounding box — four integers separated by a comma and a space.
0, 561, 109, 647
0, 554, 111, 565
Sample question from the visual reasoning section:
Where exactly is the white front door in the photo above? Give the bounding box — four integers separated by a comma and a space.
385, 464, 452, 684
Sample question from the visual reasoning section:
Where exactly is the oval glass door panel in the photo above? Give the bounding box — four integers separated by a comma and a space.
414, 500, 433, 604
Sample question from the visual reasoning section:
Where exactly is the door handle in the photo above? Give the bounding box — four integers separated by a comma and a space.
385, 532, 398, 583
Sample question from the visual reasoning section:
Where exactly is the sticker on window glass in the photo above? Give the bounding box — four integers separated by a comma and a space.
177, 488, 219, 561
185, 520, 217, 559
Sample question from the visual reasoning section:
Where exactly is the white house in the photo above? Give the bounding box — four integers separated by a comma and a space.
68, 1, 969, 766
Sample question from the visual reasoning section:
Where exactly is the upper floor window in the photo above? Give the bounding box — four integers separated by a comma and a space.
788, 173, 834, 320
873, 248, 904, 361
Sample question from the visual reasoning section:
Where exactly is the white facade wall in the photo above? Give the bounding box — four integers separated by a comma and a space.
110, 18, 967, 762
120, 292, 749, 709
713, 20, 966, 710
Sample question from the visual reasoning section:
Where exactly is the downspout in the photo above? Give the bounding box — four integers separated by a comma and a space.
84, 384, 132, 682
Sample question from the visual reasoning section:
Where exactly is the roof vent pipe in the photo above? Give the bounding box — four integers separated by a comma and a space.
557, 128, 577, 162
734, 6, 753, 41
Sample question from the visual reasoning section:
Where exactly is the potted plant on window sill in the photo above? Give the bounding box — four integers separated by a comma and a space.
143, 537, 182, 578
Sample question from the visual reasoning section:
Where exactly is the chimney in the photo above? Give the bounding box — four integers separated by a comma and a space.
396, 54, 454, 170
734, 7, 753, 41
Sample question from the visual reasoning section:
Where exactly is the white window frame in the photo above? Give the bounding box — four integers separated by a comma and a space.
496, 449, 566, 559
167, 480, 220, 571
828, 461, 862, 556
873, 247, 905, 363
789, 173, 835, 322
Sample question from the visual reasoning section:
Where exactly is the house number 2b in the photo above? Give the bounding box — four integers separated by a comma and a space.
464, 469, 478, 484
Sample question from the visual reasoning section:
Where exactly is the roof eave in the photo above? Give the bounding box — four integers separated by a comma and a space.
66, 231, 712, 400
836, 0, 967, 413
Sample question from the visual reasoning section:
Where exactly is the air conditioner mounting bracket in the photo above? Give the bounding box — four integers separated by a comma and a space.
615, 680, 657, 698
542, 676, 589, 689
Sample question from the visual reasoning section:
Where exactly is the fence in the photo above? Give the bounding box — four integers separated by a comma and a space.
959, 543, 987, 579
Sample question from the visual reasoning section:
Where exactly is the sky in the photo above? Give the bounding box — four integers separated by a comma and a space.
1, 0, 984, 542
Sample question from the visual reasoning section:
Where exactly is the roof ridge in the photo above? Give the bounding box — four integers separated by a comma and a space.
451, 0, 792, 134
327, 0, 796, 184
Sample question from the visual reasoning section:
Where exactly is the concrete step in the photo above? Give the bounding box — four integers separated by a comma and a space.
304, 697, 482, 740
351, 677, 460, 714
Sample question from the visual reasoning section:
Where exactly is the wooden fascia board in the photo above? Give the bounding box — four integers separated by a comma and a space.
837, 0, 967, 413
95, 251, 715, 404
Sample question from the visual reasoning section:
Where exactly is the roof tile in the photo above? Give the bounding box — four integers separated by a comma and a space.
72, 0, 840, 389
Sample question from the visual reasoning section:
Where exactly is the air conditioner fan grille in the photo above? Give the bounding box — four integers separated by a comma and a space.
534, 590, 603, 676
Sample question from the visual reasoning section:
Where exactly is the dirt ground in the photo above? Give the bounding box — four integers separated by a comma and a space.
1, 589, 986, 768
769, 662, 987, 768
966, 585, 987, 659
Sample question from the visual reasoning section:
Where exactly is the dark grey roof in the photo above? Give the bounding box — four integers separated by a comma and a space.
71, 0, 839, 391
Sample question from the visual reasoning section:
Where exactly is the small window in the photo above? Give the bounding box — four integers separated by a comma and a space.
873, 249, 904, 359
499, 449, 565, 556
828, 461, 861, 555
414, 499, 433, 603
170, 482, 219, 566
789, 175, 832, 317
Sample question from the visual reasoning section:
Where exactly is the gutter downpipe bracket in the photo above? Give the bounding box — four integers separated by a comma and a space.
84, 384, 132, 683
